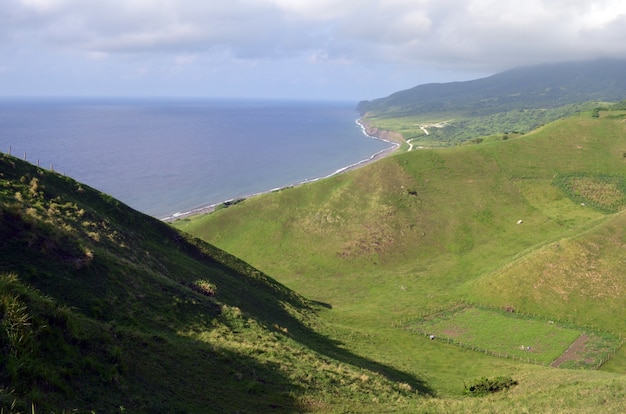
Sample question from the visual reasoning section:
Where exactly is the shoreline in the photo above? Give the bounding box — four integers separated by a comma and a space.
161, 119, 400, 222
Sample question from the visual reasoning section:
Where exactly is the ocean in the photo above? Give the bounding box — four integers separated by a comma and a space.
0, 99, 393, 219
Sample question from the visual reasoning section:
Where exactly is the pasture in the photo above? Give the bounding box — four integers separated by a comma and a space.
405, 305, 622, 369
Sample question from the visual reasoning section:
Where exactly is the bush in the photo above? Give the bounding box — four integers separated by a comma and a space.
463, 376, 518, 396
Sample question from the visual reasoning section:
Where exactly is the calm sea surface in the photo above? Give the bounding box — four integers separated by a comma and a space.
0, 99, 392, 219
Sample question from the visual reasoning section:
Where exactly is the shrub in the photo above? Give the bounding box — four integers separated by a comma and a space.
463, 376, 518, 396
191, 280, 217, 297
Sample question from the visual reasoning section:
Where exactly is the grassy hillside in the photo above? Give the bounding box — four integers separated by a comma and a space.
176, 107, 626, 411
357, 59, 626, 145
0, 154, 423, 412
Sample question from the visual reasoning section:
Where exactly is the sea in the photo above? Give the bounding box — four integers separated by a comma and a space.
0, 99, 394, 219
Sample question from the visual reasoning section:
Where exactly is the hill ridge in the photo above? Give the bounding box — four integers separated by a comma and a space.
357, 58, 626, 117
0, 152, 424, 412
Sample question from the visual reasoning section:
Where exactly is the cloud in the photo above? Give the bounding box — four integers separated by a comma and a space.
3, 0, 626, 70
1, 0, 625, 98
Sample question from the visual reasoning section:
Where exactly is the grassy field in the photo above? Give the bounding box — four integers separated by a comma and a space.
405, 304, 621, 368
176, 107, 626, 410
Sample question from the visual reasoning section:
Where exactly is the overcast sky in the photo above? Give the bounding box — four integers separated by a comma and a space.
1, 0, 625, 101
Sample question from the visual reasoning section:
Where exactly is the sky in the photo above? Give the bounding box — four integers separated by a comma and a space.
1, 0, 626, 101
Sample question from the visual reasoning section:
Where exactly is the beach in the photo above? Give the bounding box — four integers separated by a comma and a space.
162, 120, 400, 222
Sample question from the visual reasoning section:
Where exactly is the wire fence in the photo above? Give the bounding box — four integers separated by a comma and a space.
3, 146, 57, 172
393, 299, 625, 370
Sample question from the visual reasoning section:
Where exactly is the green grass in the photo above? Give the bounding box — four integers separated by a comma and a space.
4, 105, 626, 412
177, 108, 626, 411
0, 153, 426, 412
406, 305, 620, 368
554, 173, 626, 213
362, 102, 597, 146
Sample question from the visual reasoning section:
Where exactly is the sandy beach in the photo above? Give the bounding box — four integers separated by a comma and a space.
162, 121, 400, 222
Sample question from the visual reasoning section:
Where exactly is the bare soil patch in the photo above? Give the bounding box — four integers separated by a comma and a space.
550, 334, 590, 368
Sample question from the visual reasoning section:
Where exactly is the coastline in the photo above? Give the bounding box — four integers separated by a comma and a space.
161, 119, 400, 222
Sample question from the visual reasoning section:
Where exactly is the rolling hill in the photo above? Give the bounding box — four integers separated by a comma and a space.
3, 60, 626, 412
177, 105, 626, 411
0, 153, 420, 412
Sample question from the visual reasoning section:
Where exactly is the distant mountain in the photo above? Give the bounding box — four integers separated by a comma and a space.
357, 59, 626, 118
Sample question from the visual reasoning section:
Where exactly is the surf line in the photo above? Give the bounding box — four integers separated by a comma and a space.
161, 120, 398, 222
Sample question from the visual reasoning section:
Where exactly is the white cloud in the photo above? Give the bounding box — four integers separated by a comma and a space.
267, 0, 356, 20
4, 0, 626, 68
174, 53, 197, 66
18, 0, 68, 12
1, 0, 626, 98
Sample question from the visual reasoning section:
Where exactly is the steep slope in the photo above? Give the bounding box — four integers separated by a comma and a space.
177, 107, 626, 409
0, 153, 419, 412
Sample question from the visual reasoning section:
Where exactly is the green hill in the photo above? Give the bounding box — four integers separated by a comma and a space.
0, 154, 422, 412
3, 103, 626, 412
357, 59, 626, 145
176, 106, 626, 411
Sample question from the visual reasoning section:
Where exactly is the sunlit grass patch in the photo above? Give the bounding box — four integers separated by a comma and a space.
406, 305, 622, 368
554, 174, 626, 213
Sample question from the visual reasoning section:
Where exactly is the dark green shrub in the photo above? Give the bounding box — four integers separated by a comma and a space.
463, 376, 518, 396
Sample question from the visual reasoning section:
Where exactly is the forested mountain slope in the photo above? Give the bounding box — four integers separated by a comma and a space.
358, 59, 626, 117
357, 59, 626, 145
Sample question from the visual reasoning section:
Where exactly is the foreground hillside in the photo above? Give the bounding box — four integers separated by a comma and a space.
177, 107, 626, 411
0, 154, 421, 412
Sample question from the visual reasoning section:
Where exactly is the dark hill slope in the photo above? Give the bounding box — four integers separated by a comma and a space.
0, 154, 419, 412
357, 59, 626, 118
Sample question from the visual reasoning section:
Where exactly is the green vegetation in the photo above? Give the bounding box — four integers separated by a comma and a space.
554, 173, 626, 213
3, 68, 626, 411
358, 60, 626, 146
364, 101, 596, 146
0, 154, 422, 412
358, 60, 626, 118
177, 105, 626, 411
214, 197, 246, 212
463, 376, 518, 396
406, 304, 621, 368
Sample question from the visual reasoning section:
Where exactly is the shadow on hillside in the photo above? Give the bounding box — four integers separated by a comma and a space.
122, 329, 309, 413
288, 313, 435, 397
311, 300, 332, 309
178, 232, 436, 398
0, 154, 434, 409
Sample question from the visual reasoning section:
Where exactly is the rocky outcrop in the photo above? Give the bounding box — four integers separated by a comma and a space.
358, 119, 405, 144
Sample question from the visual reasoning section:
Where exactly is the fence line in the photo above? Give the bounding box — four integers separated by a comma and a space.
2, 147, 58, 174
393, 299, 625, 370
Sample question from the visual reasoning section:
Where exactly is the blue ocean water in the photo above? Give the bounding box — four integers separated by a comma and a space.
0, 99, 393, 219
